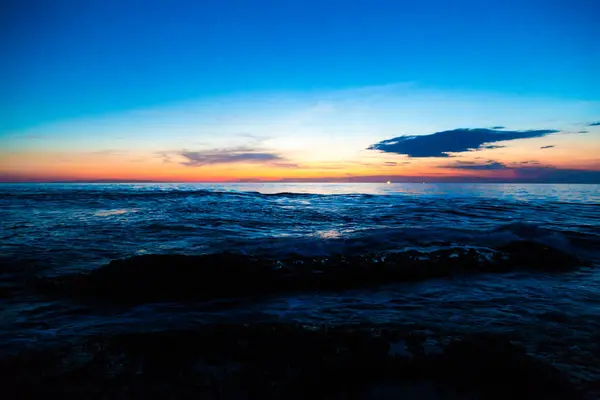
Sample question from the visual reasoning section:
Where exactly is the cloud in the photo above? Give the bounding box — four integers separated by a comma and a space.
490, 126, 505, 129
540, 145, 555, 149
441, 160, 508, 170
180, 151, 280, 166
519, 160, 541, 165
578, 130, 589, 133
435, 159, 599, 183
384, 161, 397, 166
368, 128, 559, 158
481, 145, 505, 150
236, 133, 271, 141
588, 122, 600, 126
163, 146, 297, 168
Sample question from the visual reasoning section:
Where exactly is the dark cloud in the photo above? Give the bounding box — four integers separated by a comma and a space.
384, 161, 397, 166
540, 145, 554, 149
490, 126, 505, 129
368, 128, 559, 158
481, 145, 505, 150
588, 122, 600, 126
164, 146, 297, 168
578, 130, 589, 133
442, 160, 508, 170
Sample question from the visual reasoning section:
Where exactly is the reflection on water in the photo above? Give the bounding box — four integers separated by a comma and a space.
314, 229, 344, 239
94, 209, 136, 217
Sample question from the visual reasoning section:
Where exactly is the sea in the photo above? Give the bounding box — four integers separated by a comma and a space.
1, 183, 600, 396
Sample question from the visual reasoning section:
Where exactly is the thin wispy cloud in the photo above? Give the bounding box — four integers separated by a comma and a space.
180, 151, 281, 167
441, 160, 508, 170
519, 160, 541, 165
160, 146, 297, 168
588, 122, 600, 126
368, 128, 560, 158
540, 145, 555, 149
435, 159, 600, 183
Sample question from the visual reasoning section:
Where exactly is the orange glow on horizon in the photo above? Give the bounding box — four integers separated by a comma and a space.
2, 139, 599, 183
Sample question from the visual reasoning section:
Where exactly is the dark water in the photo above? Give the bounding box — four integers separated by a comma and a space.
1, 183, 600, 389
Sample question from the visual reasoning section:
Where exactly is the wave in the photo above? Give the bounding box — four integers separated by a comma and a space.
34, 240, 587, 305
228, 222, 599, 259
1, 189, 236, 200
1, 188, 384, 203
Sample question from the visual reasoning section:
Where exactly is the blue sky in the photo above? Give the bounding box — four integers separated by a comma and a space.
1, 0, 599, 182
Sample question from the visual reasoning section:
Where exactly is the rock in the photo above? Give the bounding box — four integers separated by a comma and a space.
499, 240, 583, 271
0, 325, 583, 399
435, 333, 579, 399
33, 242, 583, 304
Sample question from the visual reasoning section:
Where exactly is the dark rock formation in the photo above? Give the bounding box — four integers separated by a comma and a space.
35, 241, 585, 304
1, 324, 581, 399
497, 241, 580, 271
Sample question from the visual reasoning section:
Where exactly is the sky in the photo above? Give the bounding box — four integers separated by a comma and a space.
1, 0, 599, 183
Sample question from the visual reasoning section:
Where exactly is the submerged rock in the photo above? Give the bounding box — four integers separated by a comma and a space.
34, 241, 585, 304
1, 324, 582, 399
498, 241, 581, 271
436, 334, 578, 398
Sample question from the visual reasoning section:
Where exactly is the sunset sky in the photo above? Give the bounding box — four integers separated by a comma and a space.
2, 0, 599, 183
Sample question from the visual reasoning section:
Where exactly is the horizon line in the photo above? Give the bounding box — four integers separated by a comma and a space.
1, 180, 599, 185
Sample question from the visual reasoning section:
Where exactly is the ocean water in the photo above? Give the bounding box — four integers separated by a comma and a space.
1, 183, 600, 387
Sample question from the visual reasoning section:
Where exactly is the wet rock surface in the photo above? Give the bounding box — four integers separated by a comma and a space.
35, 241, 585, 304
1, 324, 583, 399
